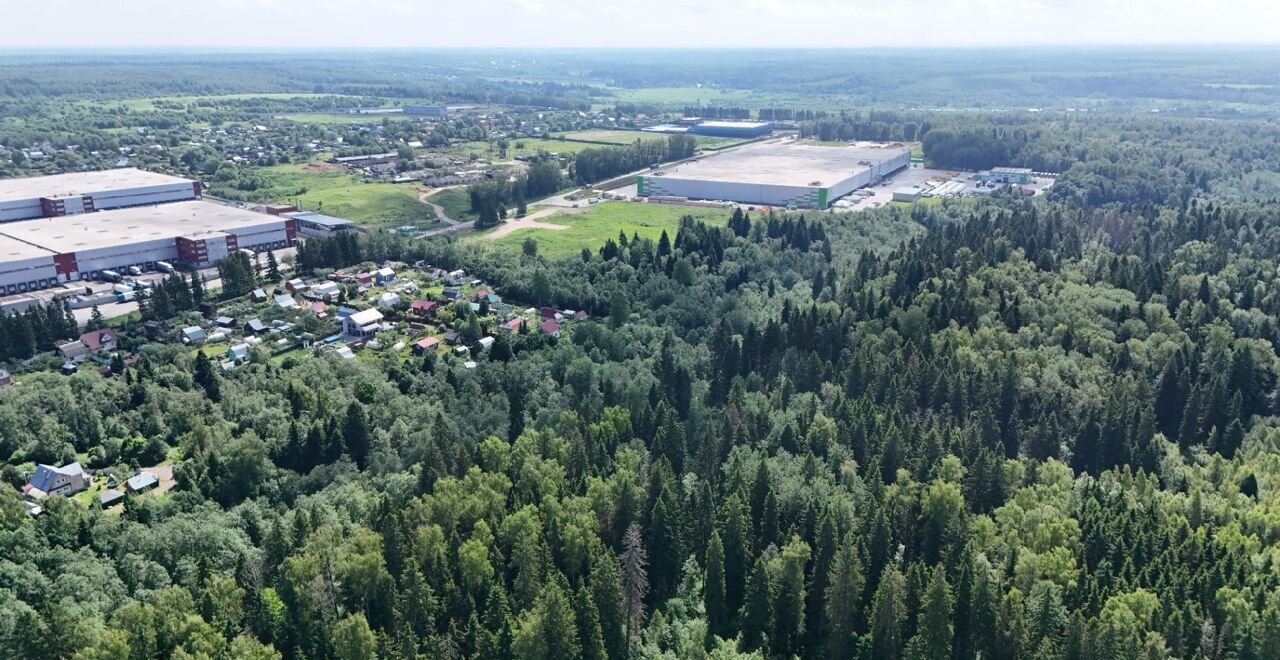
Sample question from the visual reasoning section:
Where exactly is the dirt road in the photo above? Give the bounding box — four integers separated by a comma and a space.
481, 207, 583, 240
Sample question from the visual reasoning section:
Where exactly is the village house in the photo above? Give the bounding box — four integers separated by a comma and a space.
180, 326, 207, 344
310, 281, 341, 301
24, 462, 90, 499
343, 308, 385, 338
126, 473, 158, 494
412, 336, 440, 355
227, 343, 250, 361
99, 489, 125, 507
410, 299, 439, 317
56, 340, 91, 363
374, 267, 396, 284
80, 328, 118, 353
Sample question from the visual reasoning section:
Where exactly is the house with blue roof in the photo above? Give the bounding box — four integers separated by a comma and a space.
24, 462, 90, 498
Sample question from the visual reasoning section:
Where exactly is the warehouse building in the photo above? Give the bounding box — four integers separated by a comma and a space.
284, 210, 357, 238
689, 121, 773, 139
0, 168, 201, 223
0, 201, 295, 294
404, 105, 449, 119
893, 187, 924, 203
637, 142, 910, 209
978, 167, 1033, 184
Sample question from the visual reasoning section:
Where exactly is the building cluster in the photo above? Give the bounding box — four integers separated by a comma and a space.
20, 460, 167, 517
0, 169, 296, 295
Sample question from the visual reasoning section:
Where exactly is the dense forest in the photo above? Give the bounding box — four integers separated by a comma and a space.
6, 48, 1280, 660
8, 101, 1280, 660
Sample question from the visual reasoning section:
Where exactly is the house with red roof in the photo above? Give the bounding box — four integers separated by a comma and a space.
410, 299, 439, 317
412, 336, 440, 355
80, 328, 118, 352
540, 319, 560, 337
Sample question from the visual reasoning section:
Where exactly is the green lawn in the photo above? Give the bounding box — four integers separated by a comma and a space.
554, 129, 667, 145
213, 162, 437, 230
278, 113, 394, 125
474, 201, 729, 259
425, 187, 478, 222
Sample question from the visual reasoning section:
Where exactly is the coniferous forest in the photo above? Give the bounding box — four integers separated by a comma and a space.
7, 76, 1280, 660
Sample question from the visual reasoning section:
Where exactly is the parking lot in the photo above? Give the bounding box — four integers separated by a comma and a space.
0, 246, 296, 323
831, 165, 966, 212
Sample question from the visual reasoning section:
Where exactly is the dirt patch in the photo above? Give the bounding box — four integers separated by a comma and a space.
141, 464, 177, 495
484, 219, 570, 239
483, 206, 582, 240
303, 161, 340, 172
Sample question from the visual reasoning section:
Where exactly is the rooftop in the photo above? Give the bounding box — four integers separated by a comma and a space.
0, 201, 280, 253
347, 308, 384, 325
0, 168, 194, 202
695, 120, 772, 129
284, 210, 355, 228
650, 141, 910, 188
0, 232, 56, 261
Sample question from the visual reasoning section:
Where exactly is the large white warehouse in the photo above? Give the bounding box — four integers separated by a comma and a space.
0, 168, 202, 223
0, 201, 296, 295
637, 141, 910, 209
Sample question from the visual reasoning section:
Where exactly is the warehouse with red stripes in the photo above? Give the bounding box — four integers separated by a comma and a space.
0, 169, 295, 295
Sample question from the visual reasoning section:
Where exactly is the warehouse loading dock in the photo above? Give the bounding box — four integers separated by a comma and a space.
0, 201, 295, 294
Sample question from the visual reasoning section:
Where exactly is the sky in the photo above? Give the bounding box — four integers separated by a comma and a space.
0, 0, 1277, 49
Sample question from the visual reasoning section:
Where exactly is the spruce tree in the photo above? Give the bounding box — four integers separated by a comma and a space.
739, 556, 773, 653
915, 565, 953, 660
704, 530, 729, 642
590, 549, 626, 660
574, 586, 607, 660
772, 536, 810, 657
870, 564, 907, 660
825, 537, 865, 658
342, 402, 371, 468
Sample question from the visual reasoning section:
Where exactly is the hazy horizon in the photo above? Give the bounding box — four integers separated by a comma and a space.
3, 0, 1279, 50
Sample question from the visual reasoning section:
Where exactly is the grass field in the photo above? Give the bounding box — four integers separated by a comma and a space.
85, 93, 345, 112
554, 129, 667, 145
278, 112, 399, 125
214, 163, 437, 230
425, 187, 477, 223
475, 201, 728, 259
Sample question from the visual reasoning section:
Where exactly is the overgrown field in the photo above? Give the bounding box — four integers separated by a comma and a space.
211, 162, 437, 230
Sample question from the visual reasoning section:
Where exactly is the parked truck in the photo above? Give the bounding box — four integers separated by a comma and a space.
100, 270, 122, 283
156, 261, 174, 274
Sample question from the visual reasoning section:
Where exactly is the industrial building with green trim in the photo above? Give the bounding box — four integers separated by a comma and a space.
636, 141, 910, 209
